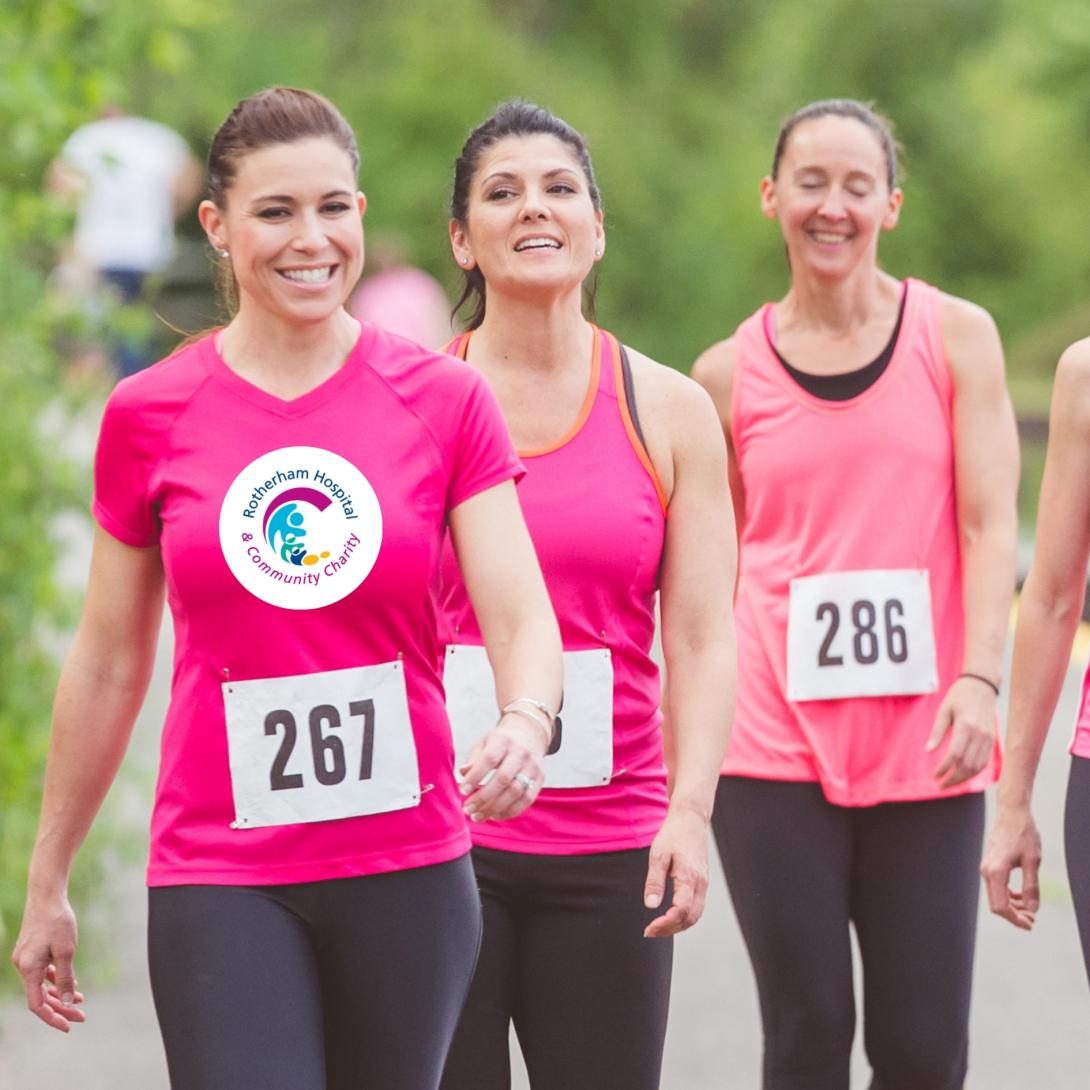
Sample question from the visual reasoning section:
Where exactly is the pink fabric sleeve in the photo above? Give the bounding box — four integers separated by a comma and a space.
446, 371, 523, 511
91, 386, 162, 547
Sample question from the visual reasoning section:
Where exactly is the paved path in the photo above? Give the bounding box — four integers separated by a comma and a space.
2, 491, 1087, 1089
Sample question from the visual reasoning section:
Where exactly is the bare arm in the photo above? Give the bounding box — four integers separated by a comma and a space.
12, 526, 164, 1030
653, 335, 739, 786
448, 479, 563, 822
925, 295, 1019, 788
629, 355, 737, 937
691, 336, 744, 539
982, 340, 1090, 928
44, 157, 87, 207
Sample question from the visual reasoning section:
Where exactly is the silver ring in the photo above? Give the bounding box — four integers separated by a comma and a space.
514, 772, 535, 791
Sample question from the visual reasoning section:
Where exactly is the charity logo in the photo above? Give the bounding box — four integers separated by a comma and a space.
218, 446, 383, 610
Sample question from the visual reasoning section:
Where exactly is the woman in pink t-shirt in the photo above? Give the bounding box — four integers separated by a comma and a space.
692, 100, 1019, 1090
436, 101, 736, 1090
982, 339, 1090, 988
12, 88, 562, 1090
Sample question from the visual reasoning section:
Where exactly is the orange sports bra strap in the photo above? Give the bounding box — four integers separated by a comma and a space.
443, 332, 471, 359
603, 330, 668, 513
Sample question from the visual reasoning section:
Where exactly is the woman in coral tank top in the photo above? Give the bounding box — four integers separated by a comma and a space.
436, 101, 737, 1090
692, 99, 1019, 1090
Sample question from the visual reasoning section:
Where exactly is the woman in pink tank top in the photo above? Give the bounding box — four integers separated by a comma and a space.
982, 335, 1090, 987
436, 102, 737, 1090
692, 100, 1018, 1090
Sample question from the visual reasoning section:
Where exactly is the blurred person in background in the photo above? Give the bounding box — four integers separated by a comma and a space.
349, 229, 452, 347
693, 98, 1019, 1090
47, 105, 201, 380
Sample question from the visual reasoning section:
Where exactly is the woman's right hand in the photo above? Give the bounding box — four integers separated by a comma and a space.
458, 714, 547, 823
11, 892, 86, 1031
9, 528, 164, 1034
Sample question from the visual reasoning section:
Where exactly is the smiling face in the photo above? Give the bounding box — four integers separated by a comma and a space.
760, 114, 902, 282
450, 133, 604, 303
199, 136, 366, 327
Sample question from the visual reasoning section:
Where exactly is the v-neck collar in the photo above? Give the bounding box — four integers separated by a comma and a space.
200, 322, 378, 418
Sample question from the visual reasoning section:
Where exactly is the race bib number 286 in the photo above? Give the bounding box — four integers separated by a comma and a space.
786, 569, 938, 702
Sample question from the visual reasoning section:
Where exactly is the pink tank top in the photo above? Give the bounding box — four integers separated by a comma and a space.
438, 327, 670, 853
727, 278, 1000, 805
1070, 670, 1090, 758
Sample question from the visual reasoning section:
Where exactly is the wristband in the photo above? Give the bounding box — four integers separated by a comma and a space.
504, 696, 557, 724
957, 671, 1000, 696
498, 704, 553, 746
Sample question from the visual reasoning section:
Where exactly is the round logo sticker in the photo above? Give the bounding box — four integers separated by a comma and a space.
219, 446, 382, 610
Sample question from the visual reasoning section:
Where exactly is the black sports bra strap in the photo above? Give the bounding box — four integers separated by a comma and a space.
619, 344, 650, 453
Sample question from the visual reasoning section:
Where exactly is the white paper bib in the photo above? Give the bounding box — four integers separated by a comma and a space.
222, 661, 420, 829
444, 644, 614, 788
786, 569, 938, 702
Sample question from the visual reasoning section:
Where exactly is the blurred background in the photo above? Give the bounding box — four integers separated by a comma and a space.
4, 0, 1090, 1084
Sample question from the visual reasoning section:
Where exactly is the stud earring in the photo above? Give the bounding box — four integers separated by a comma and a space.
218, 248, 229, 258
594, 248, 602, 257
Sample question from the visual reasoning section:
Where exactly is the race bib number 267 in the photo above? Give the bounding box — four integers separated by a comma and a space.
222, 661, 420, 829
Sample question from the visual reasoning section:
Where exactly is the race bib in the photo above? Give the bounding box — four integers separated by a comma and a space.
222, 661, 420, 829
786, 569, 938, 702
444, 644, 614, 788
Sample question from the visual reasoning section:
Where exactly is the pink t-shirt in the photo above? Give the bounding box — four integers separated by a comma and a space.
93, 323, 522, 886
439, 327, 670, 853
726, 279, 1000, 806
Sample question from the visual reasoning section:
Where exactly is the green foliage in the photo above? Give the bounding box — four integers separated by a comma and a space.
0, 0, 213, 971
122, 0, 1090, 372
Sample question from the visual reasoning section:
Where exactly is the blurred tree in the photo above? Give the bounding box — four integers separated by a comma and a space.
106, 0, 1083, 370
0, 0, 215, 973
108, 0, 1090, 372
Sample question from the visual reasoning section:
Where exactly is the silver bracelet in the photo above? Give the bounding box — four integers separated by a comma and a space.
503, 696, 557, 726
498, 703, 553, 746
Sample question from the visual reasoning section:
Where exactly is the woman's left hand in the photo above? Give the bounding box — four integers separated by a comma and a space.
643, 807, 709, 938
926, 675, 998, 789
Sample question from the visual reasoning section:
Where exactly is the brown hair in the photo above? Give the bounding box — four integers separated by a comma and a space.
772, 99, 900, 190
450, 100, 602, 330
206, 87, 359, 317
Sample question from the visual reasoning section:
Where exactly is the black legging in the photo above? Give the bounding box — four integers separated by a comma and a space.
147, 855, 481, 1090
712, 777, 984, 1090
439, 844, 673, 1090
1065, 755, 1090, 990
